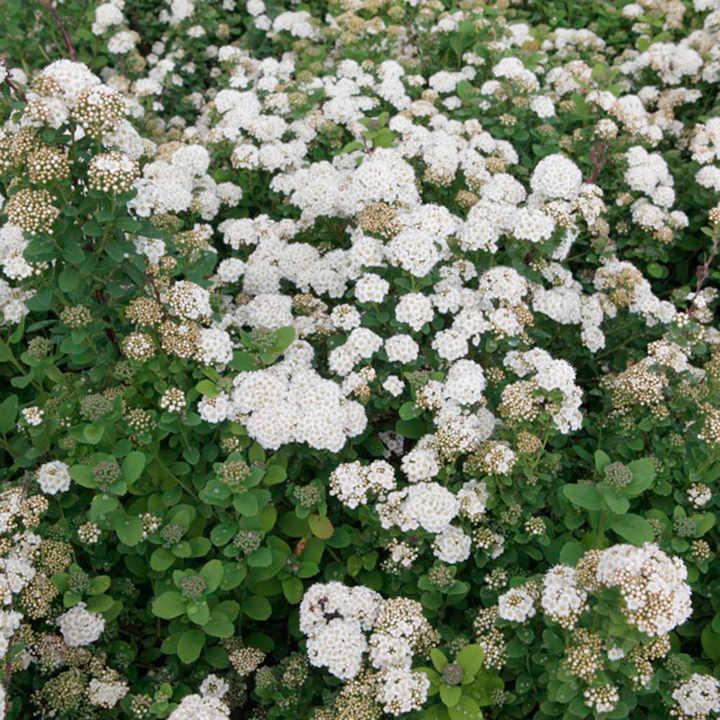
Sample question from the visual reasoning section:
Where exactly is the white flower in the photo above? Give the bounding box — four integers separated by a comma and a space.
498, 587, 536, 622
57, 603, 105, 646
168, 694, 230, 720
36, 461, 71, 495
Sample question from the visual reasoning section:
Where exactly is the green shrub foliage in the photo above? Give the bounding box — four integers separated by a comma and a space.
1, 0, 720, 718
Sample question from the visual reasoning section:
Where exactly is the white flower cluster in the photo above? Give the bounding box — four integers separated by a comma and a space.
167, 694, 231, 720
0, 224, 35, 281
299, 582, 432, 715
0, 529, 40, 605
504, 349, 583, 433
0, 278, 34, 326
375, 480, 473, 564
594, 259, 676, 327
595, 542, 692, 636
92, 3, 124, 36
694, 117, 720, 191
671, 673, 720, 720
87, 678, 129, 709
329, 460, 396, 508
498, 587, 536, 623
56, 602, 106, 647
540, 565, 588, 627
0, 610, 22, 660
0, 60, 145, 326
198, 341, 366, 451
129, 144, 241, 220
624, 146, 686, 234
35, 460, 72, 495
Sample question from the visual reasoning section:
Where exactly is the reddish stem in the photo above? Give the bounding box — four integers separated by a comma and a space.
584, 140, 607, 184
38, 0, 77, 61
688, 234, 720, 315
2, 659, 11, 720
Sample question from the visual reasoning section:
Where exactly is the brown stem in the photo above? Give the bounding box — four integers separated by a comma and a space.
38, 0, 77, 61
93, 289, 121, 351
145, 273, 168, 319
5, 73, 25, 100
584, 140, 608, 184
2, 659, 11, 720
688, 233, 720, 316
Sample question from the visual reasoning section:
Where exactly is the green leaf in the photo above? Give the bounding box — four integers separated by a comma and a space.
602, 488, 630, 515
625, 458, 655, 496
440, 685, 462, 707
247, 548, 273, 568
308, 514, 334, 539
423, 704, 450, 720
609, 514, 654, 545
0, 396, 18, 433
116, 216, 142, 232
113, 515, 143, 546
230, 351, 259, 371
69, 464, 96, 488
692, 513, 716, 537
395, 418, 426, 439
210, 523, 237, 546
89, 494, 119, 520
58, 267, 79, 293
456, 644, 484, 680
150, 548, 176, 572
204, 611, 235, 638
271, 326, 295, 354
562, 483, 602, 510
242, 595, 272, 621
456, 80, 476, 100
702, 625, 720, 662
82, 219, 103, 237
468, 671, 504, 707
559, 541, 585, 565
82, 424, 105, 444
26, 288, 53, 312
278, 512, 307, 537
199, 559, 224, 592
263, 465, 286, 485
220, 562, 246, 590
196, 379, 218, 397
340, 140, 364, 154
188, 537, 212, 557
647, 262, 668, 279
152, 591, 186, 619
594, 450, 611, 472
399, 402, 423, 420
447, 695, 482, 720
282, 577, 304, 604
86, 576, 111, 595
234, 492, 259, 517
371, 127, 395, 148
431, 648, 448, 672
85, 594, 113, 613
121, 451, 146, 484
186, 601, 211, 626
177, 629, 205, 664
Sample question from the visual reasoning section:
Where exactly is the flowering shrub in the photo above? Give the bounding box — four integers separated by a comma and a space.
1, 0, 720, 718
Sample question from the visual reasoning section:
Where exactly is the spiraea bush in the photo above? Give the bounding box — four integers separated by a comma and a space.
1, 0, 720, 718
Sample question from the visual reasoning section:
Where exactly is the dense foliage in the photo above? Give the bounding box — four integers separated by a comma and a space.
1, 0, 720, 719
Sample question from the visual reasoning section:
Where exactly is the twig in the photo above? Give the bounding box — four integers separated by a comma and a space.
2, 76, 25, 101
37, 0, 77, 61
584, 140, 607, 184
2, 659, 11, 720
1, 58, 26, 101
687, 233, 720, 316
94, 289, 121, 351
